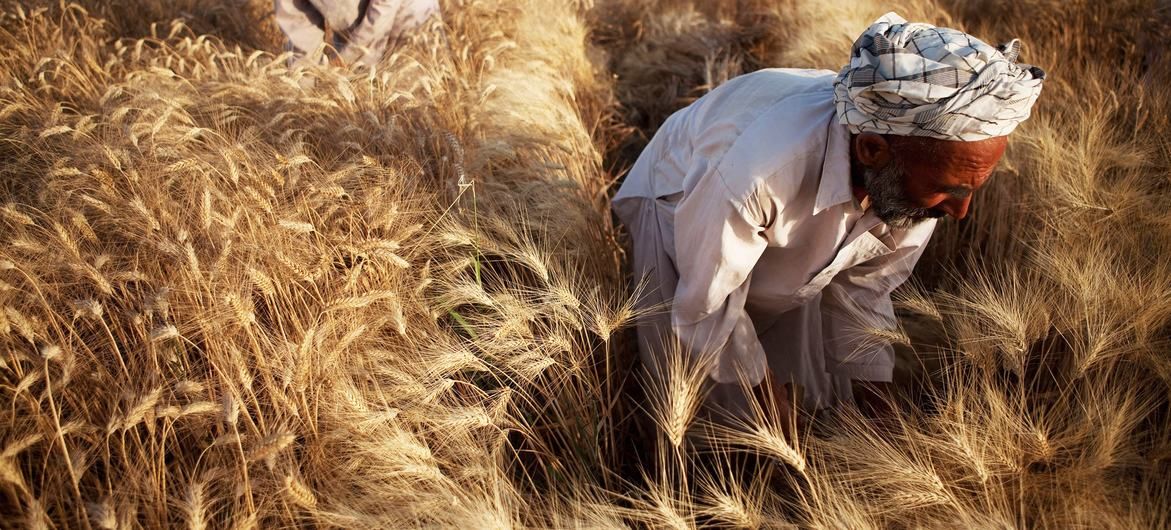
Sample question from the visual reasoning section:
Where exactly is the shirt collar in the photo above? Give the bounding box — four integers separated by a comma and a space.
813, 120, 856, 215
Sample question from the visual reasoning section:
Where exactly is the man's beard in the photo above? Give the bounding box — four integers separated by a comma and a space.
862, 158, 946, 229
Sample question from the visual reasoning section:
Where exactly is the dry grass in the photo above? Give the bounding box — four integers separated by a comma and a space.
1, 0, 1169, 527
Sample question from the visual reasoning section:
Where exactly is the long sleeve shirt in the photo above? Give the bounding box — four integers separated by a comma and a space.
612, 68, 936, 386
274, 0, 440, 67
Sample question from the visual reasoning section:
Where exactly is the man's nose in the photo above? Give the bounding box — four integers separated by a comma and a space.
941, 196, 972, 220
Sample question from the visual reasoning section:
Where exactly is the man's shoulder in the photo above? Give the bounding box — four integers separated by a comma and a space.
711, 70, 841, 204
693, 68, 835, 115
712, 68, 838, 99
736, 67, 840, 84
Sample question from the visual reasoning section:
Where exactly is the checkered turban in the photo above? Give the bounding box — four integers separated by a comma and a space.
833, 13, 1046, 141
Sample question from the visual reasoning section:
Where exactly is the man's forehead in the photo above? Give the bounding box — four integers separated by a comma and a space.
898, 136, 1006, 181
895, 135, 1007, 159
885, 140, 1001, 196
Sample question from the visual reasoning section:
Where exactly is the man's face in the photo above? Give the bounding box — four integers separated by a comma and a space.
861, 135, 1008, 228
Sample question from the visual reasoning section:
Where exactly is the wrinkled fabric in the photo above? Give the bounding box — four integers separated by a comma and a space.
613, 69, 935, 410
616, 197, 872, 412
833, 12, 1045, 140
274, 0, 440, 67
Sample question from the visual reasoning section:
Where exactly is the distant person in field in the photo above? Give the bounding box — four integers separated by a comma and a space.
274, 0, 440, 68
613, 13, 1045, 421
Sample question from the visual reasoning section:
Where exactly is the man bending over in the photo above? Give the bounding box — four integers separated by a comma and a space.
613, 13, 1045, 420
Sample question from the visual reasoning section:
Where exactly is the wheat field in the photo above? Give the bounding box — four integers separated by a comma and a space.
1, 0, 1168, 528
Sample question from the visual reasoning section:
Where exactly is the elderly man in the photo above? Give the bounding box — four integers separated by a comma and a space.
275, 0, 441, 68
613, 14, 1045, 419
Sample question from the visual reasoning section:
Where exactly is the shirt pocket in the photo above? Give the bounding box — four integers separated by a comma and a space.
792, 265, 840, 302
790, 232, 892, 304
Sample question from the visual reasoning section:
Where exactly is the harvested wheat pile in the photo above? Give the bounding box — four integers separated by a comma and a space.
1, 0, 1169, 528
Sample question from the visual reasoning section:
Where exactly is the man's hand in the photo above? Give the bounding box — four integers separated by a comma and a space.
753, 370, 799, 436
852, 380, 896, 420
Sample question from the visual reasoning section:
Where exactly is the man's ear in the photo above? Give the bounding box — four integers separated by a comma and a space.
853, 132, 892, 168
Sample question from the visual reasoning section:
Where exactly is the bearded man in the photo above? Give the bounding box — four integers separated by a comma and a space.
613, 14, 1045, 419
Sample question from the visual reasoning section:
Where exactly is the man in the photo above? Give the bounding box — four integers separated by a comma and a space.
275, 0, 441, 68
613, 13, 1045, 419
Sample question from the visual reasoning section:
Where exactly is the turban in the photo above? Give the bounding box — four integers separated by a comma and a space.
833, 13, 1046, 141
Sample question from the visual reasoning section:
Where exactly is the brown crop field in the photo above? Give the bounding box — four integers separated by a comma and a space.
1, 0, 1169, 527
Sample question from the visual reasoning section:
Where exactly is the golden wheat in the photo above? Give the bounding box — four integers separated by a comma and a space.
1, 0, 1168, 527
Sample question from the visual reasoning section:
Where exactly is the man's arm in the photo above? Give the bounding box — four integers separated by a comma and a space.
670, 169, 772, 387
339, 0, 441, 67
274, 0, 326, 66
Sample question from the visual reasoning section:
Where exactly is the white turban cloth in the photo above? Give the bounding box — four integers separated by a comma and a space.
833, 13, 1046, 141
